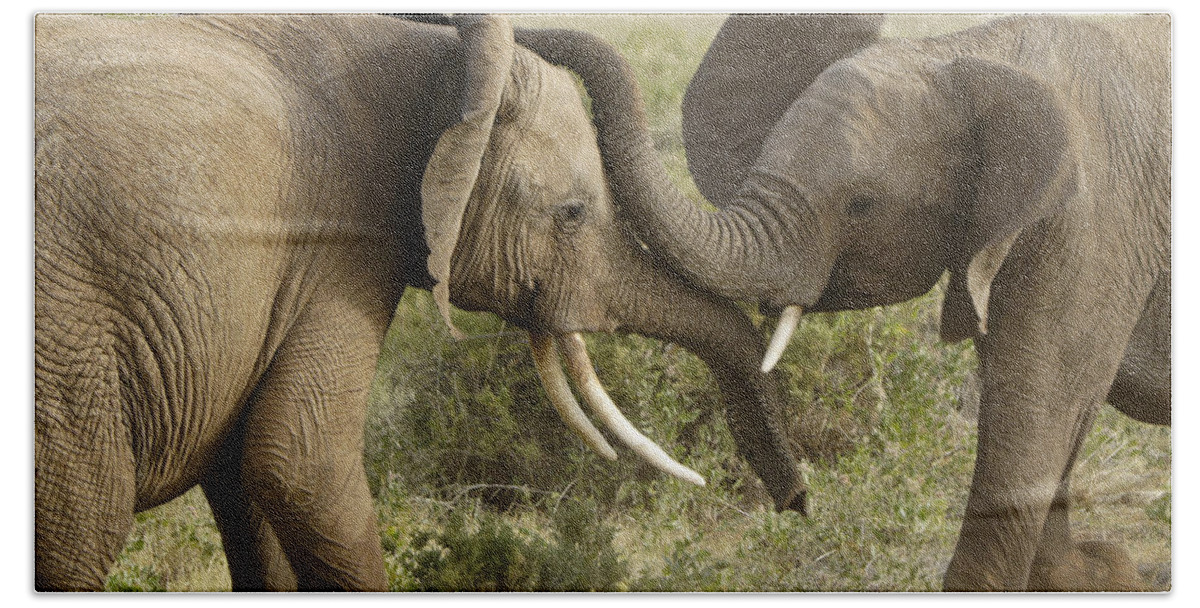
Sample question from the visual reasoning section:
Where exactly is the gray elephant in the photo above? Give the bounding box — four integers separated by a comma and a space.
34, 14, 806, 591
519, 15, 1170, 591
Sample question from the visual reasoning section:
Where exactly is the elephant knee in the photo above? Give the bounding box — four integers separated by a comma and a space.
242, 435, 364, 522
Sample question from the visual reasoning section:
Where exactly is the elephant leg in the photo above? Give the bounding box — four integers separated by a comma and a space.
34, 355, 136, 591
1027, 270, 1166, 591
239, 301, 387, 591
1027, 476, 1143, 591
943, 267, 1151, 591
201, 427, 297, 591
942, 373, 1089, 590
1107, 268, 1170, 425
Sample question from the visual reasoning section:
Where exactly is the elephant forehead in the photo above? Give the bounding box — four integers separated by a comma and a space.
502, 48, 596, 140
808, 57, 945, 133
490, 57, 604, 187
499, 125, 606, 201
529, 82, 602, 159
773, 73, 949, 181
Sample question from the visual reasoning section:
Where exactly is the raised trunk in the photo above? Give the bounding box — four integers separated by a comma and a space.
514, 28, 811, 308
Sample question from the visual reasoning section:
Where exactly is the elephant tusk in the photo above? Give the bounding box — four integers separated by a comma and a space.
761, 305, 803, 373
558, 333, 706, 487
529, 333, 618, 460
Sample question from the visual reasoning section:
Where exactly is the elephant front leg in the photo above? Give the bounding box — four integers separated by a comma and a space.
239, 304, 388, 591
943, 392, 1123, 591
943, 316, 1143, 590
1026, 479, 1144, 591
35, 417, 137, 591
942, 411, 1065, 591
202, 428, 297, 591
35, 346, 138, 591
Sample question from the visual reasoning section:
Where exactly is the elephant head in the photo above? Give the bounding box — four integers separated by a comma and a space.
417, 16, 803, 502
513, 16, 1078, 366
681, 14, 885, 208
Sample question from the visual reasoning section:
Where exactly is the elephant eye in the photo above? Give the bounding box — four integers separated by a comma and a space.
552, 200, 587, 226
848, 195, 877, 216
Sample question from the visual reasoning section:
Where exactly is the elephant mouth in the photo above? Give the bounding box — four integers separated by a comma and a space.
527, 331, 706, 487
810, 288, 878, 313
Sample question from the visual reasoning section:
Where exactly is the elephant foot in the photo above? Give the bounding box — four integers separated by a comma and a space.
1027, 540, 1145, 591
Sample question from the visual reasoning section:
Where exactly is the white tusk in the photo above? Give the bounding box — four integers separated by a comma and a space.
761, 305, 803, 373
529, 333, 618, 460
558, 333, 706, 487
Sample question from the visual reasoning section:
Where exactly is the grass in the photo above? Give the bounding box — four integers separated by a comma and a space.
105, 14, 1171, 592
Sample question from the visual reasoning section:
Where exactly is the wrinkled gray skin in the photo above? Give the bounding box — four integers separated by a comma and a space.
526, 15, 1170, 591
34, 14, 804, 591
682, 14, 885, 208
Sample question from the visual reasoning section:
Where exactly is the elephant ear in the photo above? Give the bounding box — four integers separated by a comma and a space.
682, 14, 883, 206
938, 56, 1074, 342
421, 15, 514, 339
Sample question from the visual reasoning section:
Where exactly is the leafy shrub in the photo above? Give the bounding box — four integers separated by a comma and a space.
366, 290, 611, 509
366, 289, 747, 515
1147, 492, 1171, 525
104, 489, 227, 591
773, 286, 975, 463
392, 498, 627, 592
633, 533, 730, 591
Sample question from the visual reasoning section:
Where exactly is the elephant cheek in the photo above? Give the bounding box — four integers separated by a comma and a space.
812, 251, 946, 312
537, 285, 617, 334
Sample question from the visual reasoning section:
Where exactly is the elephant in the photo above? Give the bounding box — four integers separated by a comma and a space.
34, 14, 807, 591
517, 15, 1170, 591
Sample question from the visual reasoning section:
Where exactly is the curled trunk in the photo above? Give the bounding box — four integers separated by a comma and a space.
514, 28, 811, 307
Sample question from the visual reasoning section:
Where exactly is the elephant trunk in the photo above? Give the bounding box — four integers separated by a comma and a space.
513, 28, 818, 309
609, 244, 807, 513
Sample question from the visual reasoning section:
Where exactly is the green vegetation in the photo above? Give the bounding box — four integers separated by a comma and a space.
105, 14, 1170, 592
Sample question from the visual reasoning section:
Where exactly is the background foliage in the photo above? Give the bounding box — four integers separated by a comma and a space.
106, 14, 1171, 592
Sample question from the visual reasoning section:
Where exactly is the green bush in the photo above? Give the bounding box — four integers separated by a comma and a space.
104, 489, 228, 591
366, 290, 629, 509
392, 498, 627, 592
773, 286, 975, 463
633, 533, 730, 591
366, 289, 752, 516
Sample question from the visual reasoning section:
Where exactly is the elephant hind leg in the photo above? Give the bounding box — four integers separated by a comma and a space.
237, 302, 387, 591
1107, 269, 1170, 425
1029, 540, 1143, 591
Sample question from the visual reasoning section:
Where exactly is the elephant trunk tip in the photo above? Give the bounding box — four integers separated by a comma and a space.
782, 490, 808, 516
